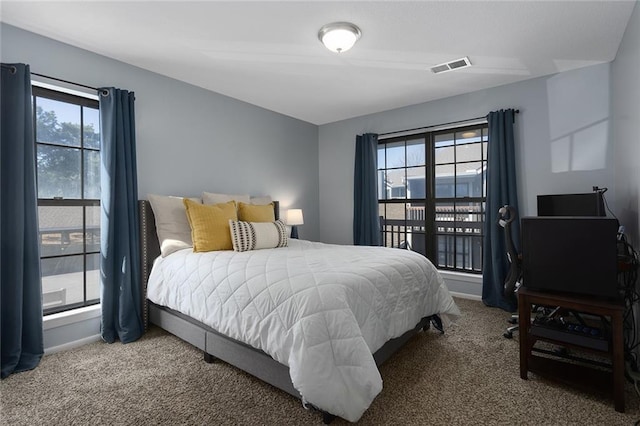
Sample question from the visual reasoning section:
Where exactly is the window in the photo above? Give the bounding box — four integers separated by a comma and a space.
378, 125, 488, 273
33, 86, 101, 314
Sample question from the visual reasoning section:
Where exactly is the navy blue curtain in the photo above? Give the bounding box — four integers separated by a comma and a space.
482, 109, 520, 312
353, 133, 381, 246
99, 88, 143, 344
1, 63, 44, 378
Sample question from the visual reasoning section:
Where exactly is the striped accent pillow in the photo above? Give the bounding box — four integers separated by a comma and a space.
229, 219, 288, 252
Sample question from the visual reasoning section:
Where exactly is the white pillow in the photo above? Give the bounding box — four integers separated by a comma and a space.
229, 220, 288, 252
147, 194, 200, 257
202, 191, 250, 205
250, 195, 273, 205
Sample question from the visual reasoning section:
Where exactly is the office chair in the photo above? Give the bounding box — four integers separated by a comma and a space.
498, 205, 522, 338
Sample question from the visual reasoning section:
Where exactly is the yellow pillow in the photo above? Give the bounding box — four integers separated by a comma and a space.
183, 199, 237, 251
237, 202, 275, 222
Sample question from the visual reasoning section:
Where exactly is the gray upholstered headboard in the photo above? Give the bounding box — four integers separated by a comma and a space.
138, 199, 280, 327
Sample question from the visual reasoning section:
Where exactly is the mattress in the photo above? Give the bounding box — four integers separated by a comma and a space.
146, 239, 460, 422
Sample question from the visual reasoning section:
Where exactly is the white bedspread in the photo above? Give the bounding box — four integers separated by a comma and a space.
147, 239, 460, 422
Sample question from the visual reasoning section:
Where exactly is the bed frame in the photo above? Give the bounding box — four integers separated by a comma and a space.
138, 199, 437, 423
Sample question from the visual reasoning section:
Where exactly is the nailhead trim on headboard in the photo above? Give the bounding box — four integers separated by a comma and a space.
139, 200, 150, 331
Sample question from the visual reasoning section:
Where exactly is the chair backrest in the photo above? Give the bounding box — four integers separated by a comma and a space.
498, 205, 521, 300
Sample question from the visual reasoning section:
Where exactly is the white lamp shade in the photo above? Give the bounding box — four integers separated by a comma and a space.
285, 209, 304, 226
318, 22, 361, 53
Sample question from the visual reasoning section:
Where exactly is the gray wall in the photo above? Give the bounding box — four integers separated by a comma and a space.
318, 63, 615, 245
612, 0, 640, 249
0, 23, 320, 241
1, 23, 319, 350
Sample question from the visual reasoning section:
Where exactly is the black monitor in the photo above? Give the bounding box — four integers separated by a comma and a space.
521, 217, 620, 300
537, 192, 605, 217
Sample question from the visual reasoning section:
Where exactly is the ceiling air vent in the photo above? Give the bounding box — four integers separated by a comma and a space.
431, 56, 472, 74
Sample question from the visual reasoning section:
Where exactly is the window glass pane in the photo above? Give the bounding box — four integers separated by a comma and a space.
434, 133, 454, 148
380, 203, 407, 249
35, 97, 81, 147
84, 150, 100, 199
385, 203, 407, 221
435, 145, 454, 165
435, 164, 454, 198
377, 170, 387, 200
437, 235, 455, 268
455, 235, 482, 271
454, 202, 484, 235
386, 141, 405, 168
38, 206, 84, 256
456, 142, 482, 163
456, 129, 482, 145
377, 146, 385, 170
406, 202, 425, 225
456, 236, 471, 270
469, 236, 483, 271
86, 205, 101, 253
37, 145, 81, 199
482, 141, 488, 160
406, 167, 425, 199
382, 232, 395, 248
482, 127, 489, 141
406, 138, 425, 167
406, 201, 426, 255
456, 162, 483, 198
86, 253, 100, 301
42, 255, 84, 307
386, 169, 406, 199
83, 107, 100, 149
435, 202, 455, 233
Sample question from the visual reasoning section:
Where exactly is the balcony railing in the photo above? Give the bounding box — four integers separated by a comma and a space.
380, 204, 484, 272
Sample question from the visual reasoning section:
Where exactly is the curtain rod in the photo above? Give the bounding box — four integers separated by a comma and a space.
31, 71, 99, 92
378, 109, 520, 137
2, 66, 100, 93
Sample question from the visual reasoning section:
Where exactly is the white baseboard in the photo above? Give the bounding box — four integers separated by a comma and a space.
44, 334, 102, 355
450, 291, 482, 301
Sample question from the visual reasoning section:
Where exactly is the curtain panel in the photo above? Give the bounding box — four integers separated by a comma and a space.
99, 88, 143, 344
482, 109, 520, 312
0, 63, 44, 378
353, 133, 381, 246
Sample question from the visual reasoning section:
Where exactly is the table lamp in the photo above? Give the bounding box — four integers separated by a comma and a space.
285, 209, 304, 239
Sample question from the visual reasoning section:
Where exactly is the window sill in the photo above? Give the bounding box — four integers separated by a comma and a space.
439, 270, 482, 299
43, 304, 101, 331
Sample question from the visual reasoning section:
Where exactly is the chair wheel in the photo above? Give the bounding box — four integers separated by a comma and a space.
503, 331, 513, 339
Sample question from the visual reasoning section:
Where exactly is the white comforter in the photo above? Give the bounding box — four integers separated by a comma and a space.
147, 239, 460, 422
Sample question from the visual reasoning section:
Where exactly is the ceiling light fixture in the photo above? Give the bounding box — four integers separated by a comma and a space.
318, 22, 361, 53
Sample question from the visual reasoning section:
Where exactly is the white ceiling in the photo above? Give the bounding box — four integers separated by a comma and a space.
1, 1, 636, 125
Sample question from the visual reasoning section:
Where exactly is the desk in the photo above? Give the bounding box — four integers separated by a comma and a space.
518, 287, 625, 412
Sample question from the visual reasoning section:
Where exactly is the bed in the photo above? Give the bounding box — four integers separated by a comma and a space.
138, 199, 460, 423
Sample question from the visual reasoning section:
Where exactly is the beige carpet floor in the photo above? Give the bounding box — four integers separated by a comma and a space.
1, 297, 639, 425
